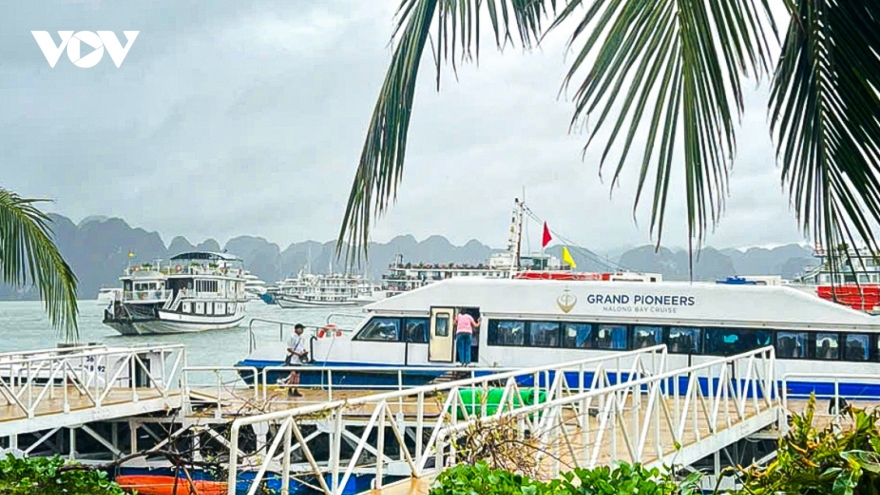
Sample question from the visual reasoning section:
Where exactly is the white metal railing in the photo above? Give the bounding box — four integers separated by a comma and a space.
0, 344, 185, 420
225, 345, 668, 495
434, 346, 779, 482
782, 372, 880, 428
123, 289, 173, 302
246, 317, 357, 355
0, 344, 108, 360
183, 366, 260, 418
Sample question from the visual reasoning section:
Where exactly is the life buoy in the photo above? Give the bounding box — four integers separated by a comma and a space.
317, 324, 339, 338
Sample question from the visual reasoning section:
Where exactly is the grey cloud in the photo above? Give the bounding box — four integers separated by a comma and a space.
2, 1, 806, 253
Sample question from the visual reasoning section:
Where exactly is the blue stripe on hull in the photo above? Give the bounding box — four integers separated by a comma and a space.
235, 359, 447, 388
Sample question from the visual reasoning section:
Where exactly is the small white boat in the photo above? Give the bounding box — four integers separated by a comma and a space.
243, 272, 268, 301
96, 287, 122, 306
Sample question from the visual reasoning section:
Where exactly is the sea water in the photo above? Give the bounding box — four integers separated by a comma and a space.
0, 300, 352, 367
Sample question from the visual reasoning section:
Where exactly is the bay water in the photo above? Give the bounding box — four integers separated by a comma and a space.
0, 300, 352, 367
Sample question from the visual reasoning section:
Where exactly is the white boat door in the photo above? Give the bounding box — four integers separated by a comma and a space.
428, 307, 455, 363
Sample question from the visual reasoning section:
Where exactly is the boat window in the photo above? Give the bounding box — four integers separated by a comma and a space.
529, 322, 560, 348
845, 334, 870, 361
354, 317, 401, 342
435, 315, 450, 337
776, 332, 807, 358
667, 327, 701, 354
596, 325, 627, 350
704, 328, 770, 355
403, 318, 429, 344
488, 320, 526, 346
562, 323, 594, 349
632, 326, 662, 349
815, 332, 840, 360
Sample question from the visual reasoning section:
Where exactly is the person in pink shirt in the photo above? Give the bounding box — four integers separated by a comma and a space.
454, 309, 480, 366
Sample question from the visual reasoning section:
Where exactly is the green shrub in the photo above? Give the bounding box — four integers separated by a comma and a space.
0, 455, 125, 495
735, 395, 880, 495
429, 461, 700, 495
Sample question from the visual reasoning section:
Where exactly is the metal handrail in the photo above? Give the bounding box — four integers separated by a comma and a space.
226, 345, 668, 495
0, 344, 186, 420
183, 366, 259, 418
245, 318, 357, 354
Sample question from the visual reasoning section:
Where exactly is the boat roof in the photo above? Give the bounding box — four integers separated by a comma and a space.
169, 251, 242, 262
364, 277, 880, 331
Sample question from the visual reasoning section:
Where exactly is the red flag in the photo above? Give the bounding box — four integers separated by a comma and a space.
542, 222, 552, 248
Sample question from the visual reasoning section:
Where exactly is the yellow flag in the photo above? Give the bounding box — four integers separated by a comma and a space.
562, 246, 577, 268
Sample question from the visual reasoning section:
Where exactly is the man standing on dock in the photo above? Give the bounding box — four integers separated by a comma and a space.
278, 323, 308, 397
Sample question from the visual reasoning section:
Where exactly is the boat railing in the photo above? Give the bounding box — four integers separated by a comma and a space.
225, 345, 671, 493
782, 372, 880, 429
246, 318, 357, 355
123, 289, 173, 302
0, 344, 185, 420
182, 366, 259, 418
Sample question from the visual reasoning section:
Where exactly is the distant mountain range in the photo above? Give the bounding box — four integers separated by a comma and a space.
0, 214, 820, 301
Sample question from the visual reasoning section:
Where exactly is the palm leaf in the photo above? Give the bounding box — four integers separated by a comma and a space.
770, 1, 880, 289
549, 0, 776, 274
0, 188, 78, 341
337, 0, 561, 264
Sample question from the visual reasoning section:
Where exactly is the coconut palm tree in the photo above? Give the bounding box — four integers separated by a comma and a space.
337, 1, 880, 274
1, 187, 78, 340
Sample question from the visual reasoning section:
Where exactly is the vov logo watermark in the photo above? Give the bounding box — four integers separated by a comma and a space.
32, 31, 139, 68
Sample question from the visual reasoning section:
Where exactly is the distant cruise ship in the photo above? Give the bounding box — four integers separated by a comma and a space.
380, 198, 660, 297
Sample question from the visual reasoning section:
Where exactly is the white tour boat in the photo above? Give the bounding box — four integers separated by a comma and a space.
243, 272, 268, 301
380, 198, 660, 297
238, 276, 880, 398
275, 273, 383, 308
103, 251, 248, 335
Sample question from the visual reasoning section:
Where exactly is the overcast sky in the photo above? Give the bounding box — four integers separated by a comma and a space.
2, 1, 807, 252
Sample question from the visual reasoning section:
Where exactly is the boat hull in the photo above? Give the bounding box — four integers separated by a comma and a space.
234, 359, 449, 388
115, 475, 226, 495
104, 310, 245, 336
275, 297, 363, 309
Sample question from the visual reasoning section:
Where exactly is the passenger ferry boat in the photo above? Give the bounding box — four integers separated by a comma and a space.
275, 274, 382, 308
237, 277, 880, 397
103, 251, 248, 335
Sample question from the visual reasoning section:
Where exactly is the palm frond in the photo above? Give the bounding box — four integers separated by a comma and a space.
0, 188, 78, 341
770, 1, 880, 285
337, 0, 561, 264
550, 0, 776, 273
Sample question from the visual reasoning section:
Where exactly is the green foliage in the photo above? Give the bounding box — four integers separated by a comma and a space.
737, 395, 880, 495
429, 461, 701, 495
430, 462, 544, 495
0, 188, 78, 340
340, 0, 880, 282
0, 455, 125, 495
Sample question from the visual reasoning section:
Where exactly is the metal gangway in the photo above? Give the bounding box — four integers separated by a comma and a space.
0, 344, 185, 439
224, 346, 782, 495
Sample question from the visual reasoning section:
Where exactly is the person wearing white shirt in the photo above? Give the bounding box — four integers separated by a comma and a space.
278, 323, 308, 397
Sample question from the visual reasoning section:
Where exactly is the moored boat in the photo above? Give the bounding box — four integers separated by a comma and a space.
102, 251, 248, 335
237, 276, 880, 397
115, 475, 226, 495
